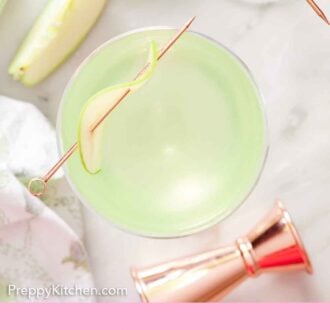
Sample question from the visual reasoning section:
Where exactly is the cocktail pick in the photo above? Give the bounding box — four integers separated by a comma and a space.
307, 0, 330, 25
28, 16, 196, 197
131, 200, 313, 302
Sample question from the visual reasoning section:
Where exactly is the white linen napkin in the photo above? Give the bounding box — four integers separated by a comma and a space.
0, 96, 95, 302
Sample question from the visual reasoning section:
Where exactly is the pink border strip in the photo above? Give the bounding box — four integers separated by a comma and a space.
1, 303, 329, 329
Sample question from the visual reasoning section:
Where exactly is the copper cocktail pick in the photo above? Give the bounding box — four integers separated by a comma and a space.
307, 0, 330, 25
28, 16, 196, 197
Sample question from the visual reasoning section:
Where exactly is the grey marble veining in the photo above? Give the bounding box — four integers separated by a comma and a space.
0, 0, 330, 302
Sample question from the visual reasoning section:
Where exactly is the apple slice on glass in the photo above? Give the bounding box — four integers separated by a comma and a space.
78, 41, 159, 174
9, 0, 106, 86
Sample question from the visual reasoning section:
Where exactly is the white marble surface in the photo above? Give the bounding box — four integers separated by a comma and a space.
1, 0, 330, 302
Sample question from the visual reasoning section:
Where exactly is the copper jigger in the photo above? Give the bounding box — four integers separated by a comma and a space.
131, 200, 313, 302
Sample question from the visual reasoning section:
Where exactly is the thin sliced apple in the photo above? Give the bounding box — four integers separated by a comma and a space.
78, 41, 158, 174
9, 0, 106, 86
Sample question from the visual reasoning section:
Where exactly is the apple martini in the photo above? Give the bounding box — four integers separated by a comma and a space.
58, 28, 267, 237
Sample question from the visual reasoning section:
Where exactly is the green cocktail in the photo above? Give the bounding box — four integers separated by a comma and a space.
58, 28, 267, 237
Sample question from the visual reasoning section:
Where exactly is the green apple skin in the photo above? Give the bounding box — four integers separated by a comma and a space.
78, 41, 158, 174
0, 0, 7, 15
9, 0, 107, 86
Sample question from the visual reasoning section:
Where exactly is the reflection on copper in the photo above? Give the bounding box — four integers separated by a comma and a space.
307, 0, 330, 25
28, 17, 196, 197
131, 201, 313, 302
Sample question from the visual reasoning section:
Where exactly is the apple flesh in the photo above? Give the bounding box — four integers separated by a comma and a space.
78, 41, 158, 174
9, 0, 106, 86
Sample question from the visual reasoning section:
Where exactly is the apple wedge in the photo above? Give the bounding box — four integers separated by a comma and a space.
9, 0, 106, 86
78, 41, 159, 174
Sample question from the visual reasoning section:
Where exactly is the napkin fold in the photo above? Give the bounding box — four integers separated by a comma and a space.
0, 96, 95, 302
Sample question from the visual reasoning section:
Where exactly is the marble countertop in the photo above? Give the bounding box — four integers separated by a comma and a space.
1, 0, 330, 302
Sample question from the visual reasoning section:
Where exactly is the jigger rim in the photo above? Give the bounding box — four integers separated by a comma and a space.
278, 201, 313, 274
131, 268, 149, 303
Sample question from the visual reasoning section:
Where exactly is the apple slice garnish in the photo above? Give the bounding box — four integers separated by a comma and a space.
77, 41, 158, 174
9, 0, 106, 86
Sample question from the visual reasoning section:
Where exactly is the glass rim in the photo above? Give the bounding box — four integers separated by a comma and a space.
57, 26, 269, 239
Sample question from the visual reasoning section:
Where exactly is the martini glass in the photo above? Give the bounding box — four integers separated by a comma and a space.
57, 27, 268, 238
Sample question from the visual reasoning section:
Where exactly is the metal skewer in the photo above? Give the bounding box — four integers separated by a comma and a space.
307, 0, 330, 25
28, 16, 196, 197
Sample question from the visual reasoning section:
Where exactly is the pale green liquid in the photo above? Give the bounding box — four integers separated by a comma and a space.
59, 29, 267, 237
